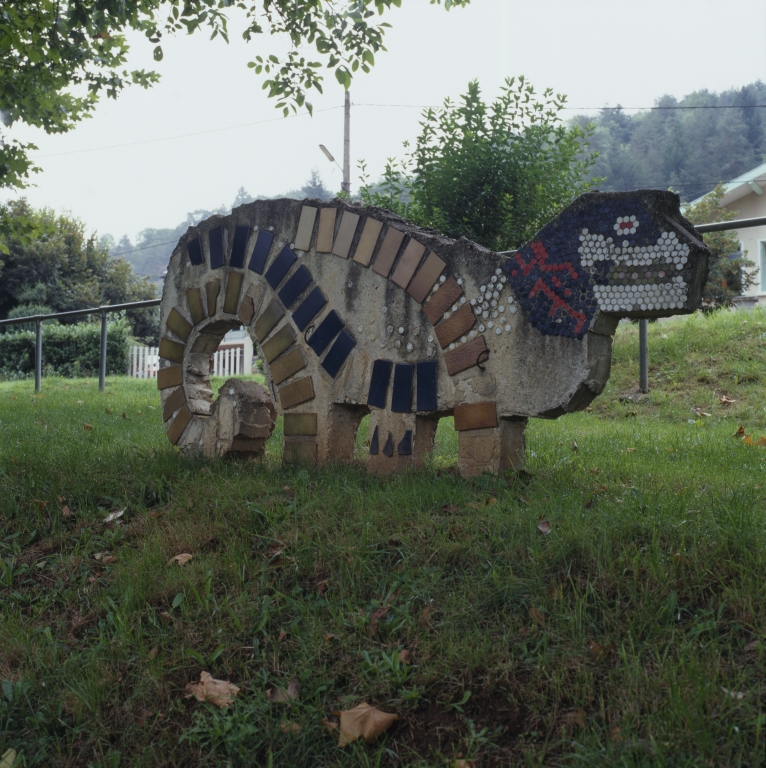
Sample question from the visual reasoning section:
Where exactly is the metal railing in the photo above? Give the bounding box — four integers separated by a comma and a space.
0, 299, 161, 393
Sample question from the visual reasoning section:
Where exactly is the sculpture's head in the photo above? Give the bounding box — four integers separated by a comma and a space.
504, 190, 710, 340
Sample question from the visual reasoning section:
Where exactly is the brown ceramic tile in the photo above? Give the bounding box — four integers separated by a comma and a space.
237, 295, 256, 326
157, 365, 183, 390
332, 211, 360, 258
407, 251, 446, 304
254, 299, 285, 341
294, 206, 318, 251
223, 271, 243, 314
206, 279, 220, 317
283, 437, 318, 464
166, 404, 192, 445
453, 401, 498, 431
391, 239, 427, 289
166, 308, 192, 342
279, 376, 315, 409
434, 304, 476, 348
159, 337, 185, 364
269, 345, 306, 384
316, 207, 337, 252
353, 217, 383, 266
422, 276, 463, 325
445, 335, 488, 376
186, 288, 205, 325
284, 413, 318, 436
371, 227, 405, 277
162, 385, 186, 422
261, 324, 296, 363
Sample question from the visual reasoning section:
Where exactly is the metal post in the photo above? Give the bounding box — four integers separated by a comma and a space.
342, 90, 351, 195
639, 319, 649, 393
99, 310, 108, 392
34, 317, 42, 393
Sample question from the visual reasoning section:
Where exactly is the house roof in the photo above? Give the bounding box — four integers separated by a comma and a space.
689, 161, 766, 207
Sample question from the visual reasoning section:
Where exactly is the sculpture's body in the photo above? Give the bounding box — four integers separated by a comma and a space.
157, 191, 708, 476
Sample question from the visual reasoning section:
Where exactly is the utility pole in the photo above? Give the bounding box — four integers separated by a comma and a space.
342, 90, 351, 195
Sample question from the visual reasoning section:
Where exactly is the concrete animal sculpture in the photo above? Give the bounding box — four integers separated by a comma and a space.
157, 191, 709, 476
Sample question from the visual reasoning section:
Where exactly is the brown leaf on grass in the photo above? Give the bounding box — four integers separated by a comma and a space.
62, 505, 73, 518
757, 436, 766, 448
33, 499, 47, 510
322, 717, 339, 732
720, 395, 736, 404
549, 583, 564, 600
121, 412, 130, 420
267, 677, 300, 705
537, 519, 552, 535
1, 750, 17, 768
529, 606, 545, 627
588, 640, 604, 657
624, 447, 636, 453
135, 708, 153, 726
609, 725, 623, 743
419, 605, 436, 626
733, 425, 746, 437
101, 555, 118, 564
104, 508, 125, 523
561, 708, 586, 729
105, 408, 112, 414
185, 671, 240, 708
283, 485, 293, 495
277, 630, 288, 642
398, 649, 412, 665
316, 579, 329, 595
589, 467, 600, 475
369, 605, 390, 636
744, 639, 761, 652
572, 440, 579, 452
722, 687, 746, 700
148, 646, 159, 659
485, 497, 497, 506
280, 721, 302, 734
453, 761, 477, 768
743, 435, 755, 446
337, 702, 399, 747
83, 423, 93, 431
324, 634, 341, 643
167, 553, 193, 567
159, 611, 173, 623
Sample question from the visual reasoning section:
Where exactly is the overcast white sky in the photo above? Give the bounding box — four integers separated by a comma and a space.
3, 0, 766, 242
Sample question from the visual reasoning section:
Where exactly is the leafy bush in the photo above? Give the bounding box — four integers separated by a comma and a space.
0, 318, 130, 379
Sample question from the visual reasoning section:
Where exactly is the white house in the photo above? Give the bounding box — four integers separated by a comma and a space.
690, 162, 766, 306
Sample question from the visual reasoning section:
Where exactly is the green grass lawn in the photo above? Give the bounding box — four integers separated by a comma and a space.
2, 310, 766, 767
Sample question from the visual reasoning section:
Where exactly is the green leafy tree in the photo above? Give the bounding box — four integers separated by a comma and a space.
683, 184, 756, 310
0, 0, 470, 203
0, 200, 159, 341
360, 77, 598, 251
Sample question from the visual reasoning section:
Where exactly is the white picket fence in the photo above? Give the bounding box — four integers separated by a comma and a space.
129, 339, 253, 379
130, 345, 159, 378
212, 346, 243, 376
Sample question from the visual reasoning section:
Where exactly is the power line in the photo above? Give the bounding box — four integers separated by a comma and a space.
109, 238, 177, 256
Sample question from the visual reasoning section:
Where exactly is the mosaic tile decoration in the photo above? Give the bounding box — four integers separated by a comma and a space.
160, 193, 707, 474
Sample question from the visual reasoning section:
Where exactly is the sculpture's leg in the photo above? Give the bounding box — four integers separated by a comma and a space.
283, 404, 367, 466
458, 417, 527, 478
367, 411, 439, 475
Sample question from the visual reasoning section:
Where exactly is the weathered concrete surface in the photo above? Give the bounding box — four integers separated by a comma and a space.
157, 191, 708, 476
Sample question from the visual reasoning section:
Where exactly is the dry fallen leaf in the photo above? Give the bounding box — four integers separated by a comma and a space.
733, 425, 746, 437
722, 687, 746, 700
316, 579, 329, 595
122, 412, 131, 420
743, 639, 761, 652
267, 677, 300, 705
369, 605, 391, 636
624, 447, 636, 453
399, 649, 412, 665
324, 634, 341, 643
572, 440, 579, 452
159, 611, 173, 623
561, 708, 586, 729
167, 553, 193, 567
537, 520, 552, 535
280, 721, 302, 734
720, 395, 736, 404
1, 749, 18, 768
135, 708, 153, 726
419, 605, 436, 626
277, 630, 288, 642
185, 671, 240, 708
104, 508, 125, 523
83, 423, 93, 431
101, 555, 118, 564
529, 606, 545, 627
337, 702, 399, 747
105, 407, 112, 414
148, 646, 159, 660
744, 435, 755, 446
62, 505, 73, 518
453, 761, 477, 768
588, 640, 604, 658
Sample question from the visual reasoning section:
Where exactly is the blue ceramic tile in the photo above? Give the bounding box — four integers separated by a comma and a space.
209, 226, 225, 268
248, 229, 274, 274
265, 245, 297, 289
278, 264, 312, 308
188, 237, 204, 266
230, 225, 249, 269
367, 359, 393, 409
307, 310, 343, 356
397, 430, 412, 456
416, 361, 437, 411
369, 426, 379, 455
382, 432, 394, 457
391, 363, 414, 413
321, 329, 356, 378
292, 287, 327, 331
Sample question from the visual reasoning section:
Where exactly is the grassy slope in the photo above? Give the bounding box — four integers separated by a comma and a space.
2, 310, 766, 768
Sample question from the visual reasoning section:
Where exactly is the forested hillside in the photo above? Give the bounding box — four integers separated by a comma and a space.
574, 81, 766, 202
